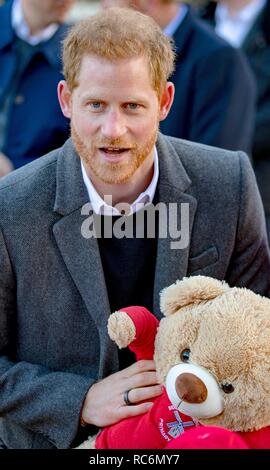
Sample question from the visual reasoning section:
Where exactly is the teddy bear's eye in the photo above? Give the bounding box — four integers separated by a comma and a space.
221, 383, 235, 394
180, 348, 190, 362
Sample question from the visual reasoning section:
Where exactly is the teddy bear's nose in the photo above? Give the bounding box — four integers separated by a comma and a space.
175, 373, 208, 404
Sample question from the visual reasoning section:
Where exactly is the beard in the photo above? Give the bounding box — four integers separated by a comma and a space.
71, 123, 158, 185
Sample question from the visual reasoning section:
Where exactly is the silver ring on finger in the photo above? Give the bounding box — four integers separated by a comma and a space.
123, 389, 133, 406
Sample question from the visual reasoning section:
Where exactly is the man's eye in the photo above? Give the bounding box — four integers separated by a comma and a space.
126, 103, 139, 110
89, 102, 102, 109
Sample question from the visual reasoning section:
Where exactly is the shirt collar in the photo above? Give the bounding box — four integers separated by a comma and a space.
216, 0, 266, 24
81, 146, 159, 216
163, 4, 188, 37
11, 0, 59, 46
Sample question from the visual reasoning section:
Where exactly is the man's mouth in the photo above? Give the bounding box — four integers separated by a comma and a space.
99, 147, 130, 155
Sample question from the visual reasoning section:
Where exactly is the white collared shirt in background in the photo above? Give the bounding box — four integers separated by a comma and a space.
81, 147, 159, 216
215, 0, 266, 47
12, 0, 59, 45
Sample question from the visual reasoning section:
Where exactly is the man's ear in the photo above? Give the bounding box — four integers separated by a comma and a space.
159, 81, 175, 122
57, 80, 72, 119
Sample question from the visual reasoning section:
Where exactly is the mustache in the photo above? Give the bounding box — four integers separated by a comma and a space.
71, 126, 137, 148
93, 138, 138, 149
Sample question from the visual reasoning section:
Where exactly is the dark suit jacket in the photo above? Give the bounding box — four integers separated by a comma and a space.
0, 134, 269, 448
160, 6, 256, 154
200, 1, 270, 213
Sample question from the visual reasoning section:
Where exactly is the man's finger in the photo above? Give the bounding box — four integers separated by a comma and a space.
125, 371, 159, 391
119, 360, 156, 378
124, 384, 163, 405
118, 401, 154, 420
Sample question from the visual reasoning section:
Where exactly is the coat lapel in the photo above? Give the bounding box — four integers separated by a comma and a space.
153, 135, 197, 318
52, 139, 118, 376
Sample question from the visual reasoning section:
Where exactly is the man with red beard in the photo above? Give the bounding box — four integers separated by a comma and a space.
0, 7, 269, 449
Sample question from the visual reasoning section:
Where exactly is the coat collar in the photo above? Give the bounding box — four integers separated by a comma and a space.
156, 133, 191, 193
53, 137, 89, 216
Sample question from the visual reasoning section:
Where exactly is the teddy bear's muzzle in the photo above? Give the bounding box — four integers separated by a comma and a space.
175, 373, 208, 404
166, 363, 224, 419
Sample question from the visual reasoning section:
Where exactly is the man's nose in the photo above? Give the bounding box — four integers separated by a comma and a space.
101, 111, 126, 139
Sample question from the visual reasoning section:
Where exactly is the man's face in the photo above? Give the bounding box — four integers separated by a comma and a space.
24, 0, 75, 24
59, 55, 172, 185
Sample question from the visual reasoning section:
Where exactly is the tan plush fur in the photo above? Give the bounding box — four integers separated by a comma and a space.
160, 276, 230, 315
155, 276, 270, 432
107, 311, 136, 348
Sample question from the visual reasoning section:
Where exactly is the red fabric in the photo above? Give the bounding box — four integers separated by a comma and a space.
95, 388, 197, 449
166, 426, 270, 449
166, 426, 248, 449
117, 306, 159, 360
238, 427, 270, 449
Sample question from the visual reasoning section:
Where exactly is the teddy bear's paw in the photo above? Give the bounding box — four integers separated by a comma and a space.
108, 311, 136, 348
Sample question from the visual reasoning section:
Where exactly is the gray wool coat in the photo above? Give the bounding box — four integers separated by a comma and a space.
0, 133, 269, 449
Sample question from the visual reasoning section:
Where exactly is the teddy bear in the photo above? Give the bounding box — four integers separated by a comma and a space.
79, 275, 270, 449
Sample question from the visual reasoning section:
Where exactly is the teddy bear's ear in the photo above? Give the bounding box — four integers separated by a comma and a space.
160, 276, 230, 316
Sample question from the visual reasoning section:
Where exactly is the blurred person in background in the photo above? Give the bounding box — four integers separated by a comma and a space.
200, 0, 270, 237
0, 0, 75, 176
101, 0, 256, 155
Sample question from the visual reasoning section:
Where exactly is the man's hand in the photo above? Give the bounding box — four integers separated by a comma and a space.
81, 360, 163, 427
0, 152, 13, 177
